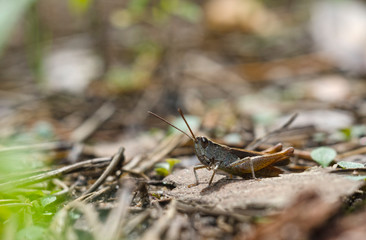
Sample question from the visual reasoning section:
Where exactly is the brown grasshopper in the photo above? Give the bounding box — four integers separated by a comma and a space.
149, 109, 294, 187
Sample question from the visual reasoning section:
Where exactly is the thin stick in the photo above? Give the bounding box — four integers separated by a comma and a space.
70, 102, 116, 143
135, 134, 185, 173
81, 184, 116, 203
337, 146, 366, 159
140, 199, 177, 240
148, 111, 194, 141
178, 108, 196, 139
50, 201, 102, 240
281, 113, 298, 129
123, 209, 152, 235
100, 180, 135, 240
82, 147, 125, 195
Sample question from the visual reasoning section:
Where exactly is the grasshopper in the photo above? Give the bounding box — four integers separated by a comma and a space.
149, 109, 294, 187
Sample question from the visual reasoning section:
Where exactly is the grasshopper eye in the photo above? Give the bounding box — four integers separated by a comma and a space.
201, 137, 209, 148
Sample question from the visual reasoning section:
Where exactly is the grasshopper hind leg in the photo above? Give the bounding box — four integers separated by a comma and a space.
230, 157, 257, 179
249, 157, 257, 179
228, 147, 294, 179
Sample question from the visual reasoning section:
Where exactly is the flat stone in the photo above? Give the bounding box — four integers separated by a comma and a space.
164, 167, 363, 214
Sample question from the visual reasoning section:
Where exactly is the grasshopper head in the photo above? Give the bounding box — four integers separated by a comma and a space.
194, 136, 211, 166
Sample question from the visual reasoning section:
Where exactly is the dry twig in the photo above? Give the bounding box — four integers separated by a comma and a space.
337, 146, 366, 160
99, 180, 135, 240
70, 102, 116, 143
123, 210, 152, 235
130, 134, 187, 173
50, 200, 102, 240
140, 199, 177, 240
82, 147, 125, 195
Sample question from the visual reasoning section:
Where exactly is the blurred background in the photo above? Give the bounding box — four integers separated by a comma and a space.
2, 0, 366, 135
2, 0, 366, 168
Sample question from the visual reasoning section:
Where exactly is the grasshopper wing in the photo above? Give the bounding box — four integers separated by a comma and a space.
228, 147, 264, 159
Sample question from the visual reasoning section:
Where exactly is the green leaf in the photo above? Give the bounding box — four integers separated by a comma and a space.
0, 205, 12, 219
311, 147, 337, 167
338, 125, 366, 141
155, 159, 180, 177
345, 176, 366, 181
155, 167, 170, 177
154, 162, 170, 177
40, 196, 57, 208
339, 128, 352, 141
42, 212, 53, 216
166, 158, 180, 169
21, 189, 46, 198
337, 161, 364, 169
16, 226, 47, 240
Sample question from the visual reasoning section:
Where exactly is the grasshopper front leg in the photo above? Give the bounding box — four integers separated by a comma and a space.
189, 161, 221, 187
228, 147, 294, 179
208, 162, 221, 186
188, 165, 206, 188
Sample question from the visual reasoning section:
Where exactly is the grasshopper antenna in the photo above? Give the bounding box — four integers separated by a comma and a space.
281, 112, 298, 129
178, 108, 196, 139
246, 112, 298, 150
148, 111, 195, 141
